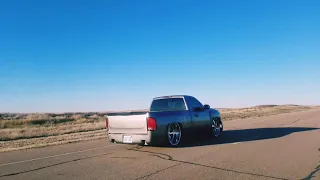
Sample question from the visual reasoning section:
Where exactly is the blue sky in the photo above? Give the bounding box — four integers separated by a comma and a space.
0, 0, 319, 112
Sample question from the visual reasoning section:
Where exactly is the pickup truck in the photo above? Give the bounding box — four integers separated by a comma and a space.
106, 95, 223, 146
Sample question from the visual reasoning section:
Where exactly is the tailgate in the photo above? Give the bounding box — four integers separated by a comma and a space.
108, 114, 148, 134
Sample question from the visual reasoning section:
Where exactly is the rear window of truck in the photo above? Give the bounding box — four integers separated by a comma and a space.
150, 98, 187, 112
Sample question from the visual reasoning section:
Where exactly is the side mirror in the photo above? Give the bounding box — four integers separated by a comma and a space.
203, 104, 210, 110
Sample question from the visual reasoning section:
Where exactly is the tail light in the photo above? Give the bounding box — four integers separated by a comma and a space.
147, 117, 157, 131
106, 117, 109, 130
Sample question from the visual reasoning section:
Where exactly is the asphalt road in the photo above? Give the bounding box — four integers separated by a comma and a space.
0, 109, 319, 180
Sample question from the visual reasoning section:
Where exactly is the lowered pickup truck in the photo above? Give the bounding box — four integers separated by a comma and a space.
106, 95, 223, 146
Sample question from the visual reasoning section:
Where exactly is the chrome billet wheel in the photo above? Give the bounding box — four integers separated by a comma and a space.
212, 118, 222, 138
167, 123, 182, 146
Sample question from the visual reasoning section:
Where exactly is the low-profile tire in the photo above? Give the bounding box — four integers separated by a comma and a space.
166, 122, 183, 147
211, 118, 223, 138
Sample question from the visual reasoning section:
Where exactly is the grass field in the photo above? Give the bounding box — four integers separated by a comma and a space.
0, 113, 106, 141
0, 104, 315, 152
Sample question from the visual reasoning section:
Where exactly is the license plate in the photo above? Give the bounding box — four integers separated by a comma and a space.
123, 136, 132, 143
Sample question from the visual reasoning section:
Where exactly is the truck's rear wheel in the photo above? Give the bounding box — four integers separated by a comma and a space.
167, 123, 182, 146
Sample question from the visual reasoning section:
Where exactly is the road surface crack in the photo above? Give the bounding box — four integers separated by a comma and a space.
279, 118, 302, 126
300, 149, 319, 180
128, 146, 290, 180
0, 152, 112, 177
300, 163, 320, 180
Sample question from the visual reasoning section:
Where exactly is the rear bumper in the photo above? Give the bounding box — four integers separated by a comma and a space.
107, 131, 153, 145
107, 130, 166, 145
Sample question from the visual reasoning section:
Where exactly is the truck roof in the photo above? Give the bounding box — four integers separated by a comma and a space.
152, 95, 193, 100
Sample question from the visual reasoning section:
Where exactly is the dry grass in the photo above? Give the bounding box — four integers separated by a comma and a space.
0, 130, 107, 152
0, 113, 106, 141
218, 104, 312, 121
0, 104, 316, 152
0, 122, 105, 141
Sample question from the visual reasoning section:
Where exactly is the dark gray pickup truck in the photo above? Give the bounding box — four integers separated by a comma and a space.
106, 95, 223, 146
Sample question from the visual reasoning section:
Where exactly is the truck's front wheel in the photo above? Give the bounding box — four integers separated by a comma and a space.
167, 123, 182, 147
211, 118, 223, 138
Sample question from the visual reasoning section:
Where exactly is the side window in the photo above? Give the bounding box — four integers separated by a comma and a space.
192, 97, 203, 108
187, 96, 203, 110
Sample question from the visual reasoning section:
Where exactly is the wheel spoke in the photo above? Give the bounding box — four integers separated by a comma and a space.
167, 123, 181, 146
212, 119, 221, 137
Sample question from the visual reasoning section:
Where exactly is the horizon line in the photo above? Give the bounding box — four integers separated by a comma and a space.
0, 104, 318, 114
